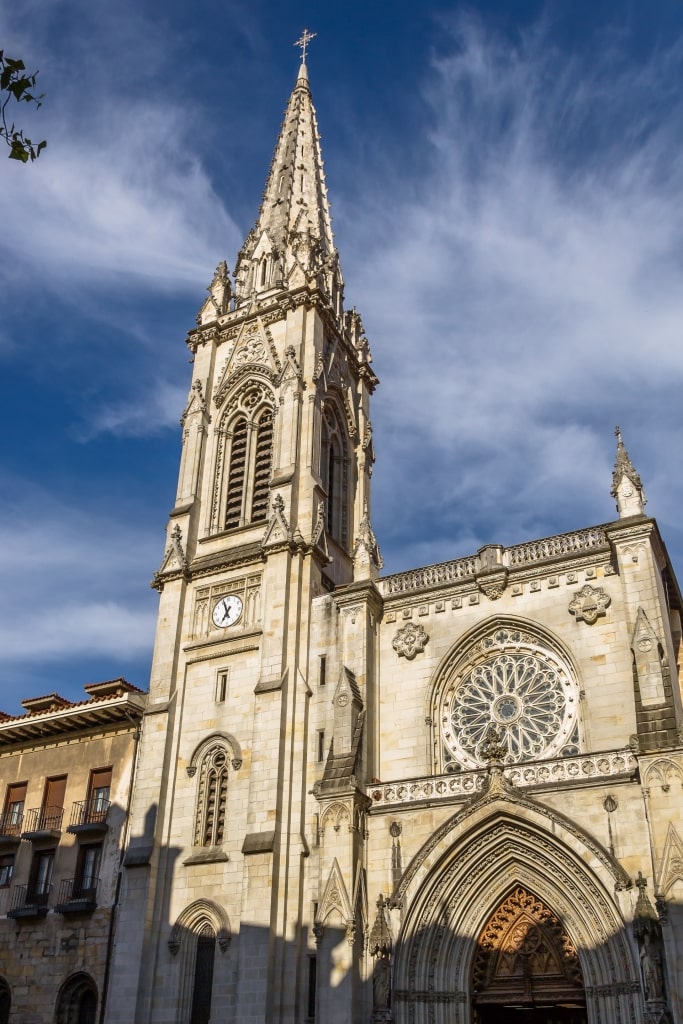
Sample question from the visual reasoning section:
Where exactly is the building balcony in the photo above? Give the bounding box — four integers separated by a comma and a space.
54, 877, 98, 914
21, 805, 64, 840
66, 798, 110, 837
0, 812, 23, 845
7, 883, 51, 919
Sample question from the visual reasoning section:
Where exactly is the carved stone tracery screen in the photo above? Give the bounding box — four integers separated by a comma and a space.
472, 886, 585, 1008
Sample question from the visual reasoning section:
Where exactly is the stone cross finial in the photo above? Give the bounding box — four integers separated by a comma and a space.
294, 28, 316, 63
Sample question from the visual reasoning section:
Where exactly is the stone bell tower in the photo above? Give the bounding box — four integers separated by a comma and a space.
105, 41, 380, 1024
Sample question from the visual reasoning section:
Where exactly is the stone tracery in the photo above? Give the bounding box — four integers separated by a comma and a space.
434, 623, 581, 771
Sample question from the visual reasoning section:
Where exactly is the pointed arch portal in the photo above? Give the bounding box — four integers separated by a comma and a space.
392, 802, 643, 1024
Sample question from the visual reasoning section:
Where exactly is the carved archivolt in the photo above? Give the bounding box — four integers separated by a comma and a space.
392, 807, 641, 1024
169, 898, 231, 955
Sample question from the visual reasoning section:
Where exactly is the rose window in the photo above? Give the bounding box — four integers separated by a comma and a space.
439, 628, 580, 770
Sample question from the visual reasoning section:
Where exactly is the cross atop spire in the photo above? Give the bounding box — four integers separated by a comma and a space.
294, 28, 317, 65
611, 425, 646, 518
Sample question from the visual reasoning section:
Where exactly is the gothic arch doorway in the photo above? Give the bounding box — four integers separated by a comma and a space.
472, 886, 586, 1024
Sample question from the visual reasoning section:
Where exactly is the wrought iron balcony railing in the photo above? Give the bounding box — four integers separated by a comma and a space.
7, 882, 52, 918
67, 798, 110, 834
55, 876, 98, 913
0, 811, 23, 841
21, 805, 64, 838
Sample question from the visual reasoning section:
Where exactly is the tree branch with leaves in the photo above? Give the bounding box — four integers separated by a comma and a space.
1, 51, 46, 162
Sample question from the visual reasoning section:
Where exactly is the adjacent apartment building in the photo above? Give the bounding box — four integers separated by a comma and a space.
0, 679, 145, 1023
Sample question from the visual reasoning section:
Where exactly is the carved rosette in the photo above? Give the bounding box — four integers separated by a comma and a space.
392, 623, 429, 660
568, 584, 611, 624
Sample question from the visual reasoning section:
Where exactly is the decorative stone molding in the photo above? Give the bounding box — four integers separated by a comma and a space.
568, 583, 611, 624
476, 568, 508, 600
380, 527, 610, 599
392, 622, 429, 660
656, 823, 683, 896
369, 749, 637, 809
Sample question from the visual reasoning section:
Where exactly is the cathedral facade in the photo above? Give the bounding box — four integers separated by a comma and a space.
103, 57, 683, 1024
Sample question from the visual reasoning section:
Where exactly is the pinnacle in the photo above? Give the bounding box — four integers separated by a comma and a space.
611, 425, 643, 497
611, 425, 646, 517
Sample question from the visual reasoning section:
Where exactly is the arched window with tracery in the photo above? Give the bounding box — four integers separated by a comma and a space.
194, 744, 229, 847
0, 978, 10, 1024
54, 973, 97, 1024
320, 403, 348, 548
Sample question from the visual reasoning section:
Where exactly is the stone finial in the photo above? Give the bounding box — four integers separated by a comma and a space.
369, 894, 393, 957
611, 426, 646, 518
633, 872, 660, 935
353, 501, 383, 581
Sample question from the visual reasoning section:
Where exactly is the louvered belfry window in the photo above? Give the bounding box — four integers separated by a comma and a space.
223, 406, 274, 530
224, 417, 248, 528
320, 404, 348, 547
195, 746, 228, 847
251, 409, 273, 522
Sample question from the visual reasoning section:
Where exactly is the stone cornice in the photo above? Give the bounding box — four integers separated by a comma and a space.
333, 579, 384, 618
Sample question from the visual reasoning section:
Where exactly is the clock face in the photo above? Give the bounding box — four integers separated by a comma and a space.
212, 595, 243, 629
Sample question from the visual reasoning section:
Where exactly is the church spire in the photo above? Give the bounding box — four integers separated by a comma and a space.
233, 34, 343, 313
611, 425, 646, 518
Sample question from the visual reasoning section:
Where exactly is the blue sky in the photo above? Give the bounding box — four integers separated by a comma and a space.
1, 1, 683, 713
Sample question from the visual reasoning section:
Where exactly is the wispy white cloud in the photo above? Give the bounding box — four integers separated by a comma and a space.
79, 380, 187, 439
0, 100, 240, 293
343, 14, 683, 569
0, 2, 242, 298
0, 481, 159, 674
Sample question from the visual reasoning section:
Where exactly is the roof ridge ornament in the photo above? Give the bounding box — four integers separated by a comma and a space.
611, 425, 646, 519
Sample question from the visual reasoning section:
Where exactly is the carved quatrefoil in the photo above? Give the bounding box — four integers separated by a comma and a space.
568, 584, 611, 625
392, 622, 429, 660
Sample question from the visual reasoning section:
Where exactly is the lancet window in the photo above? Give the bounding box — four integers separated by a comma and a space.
321, 403, 349, 548
222, 404, 274, 531
194, 745, 229, 847
189, 923, 216, 1024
